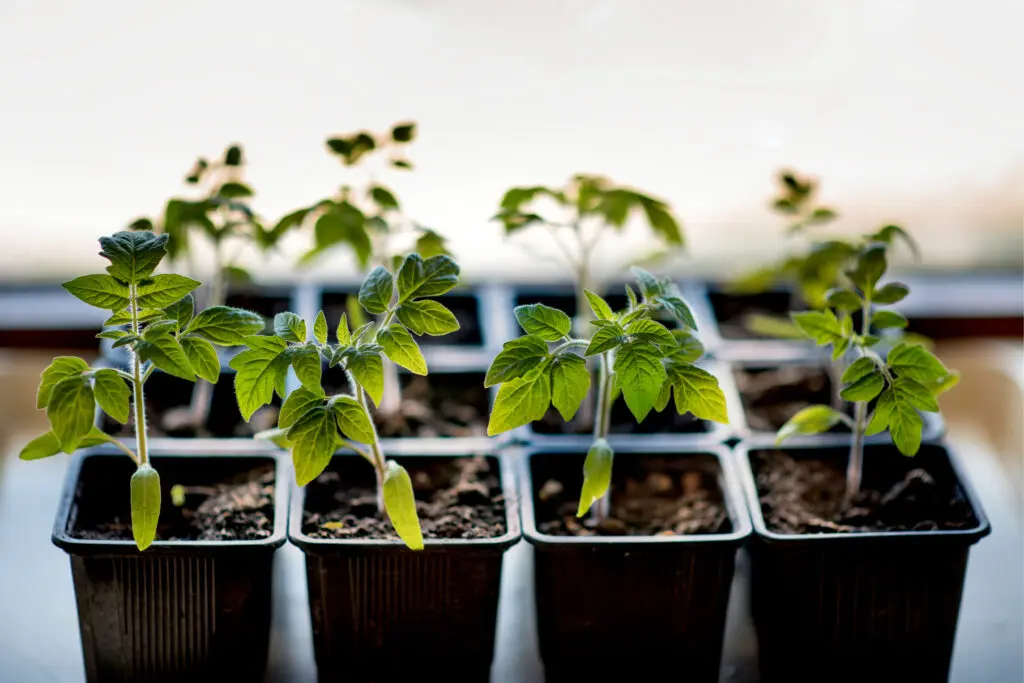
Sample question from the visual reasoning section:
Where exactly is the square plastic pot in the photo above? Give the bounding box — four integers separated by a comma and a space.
520, 444, 752, 682
735, 438, 990, 683
289, 451, 521, 682
723, 357, 946, 444
51, 443, 288, 682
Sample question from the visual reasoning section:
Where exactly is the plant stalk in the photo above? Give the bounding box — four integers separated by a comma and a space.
591, 352, 614, 523
354, 380, 388, 516
845, 297, 872, 502
129, 284, 148, 467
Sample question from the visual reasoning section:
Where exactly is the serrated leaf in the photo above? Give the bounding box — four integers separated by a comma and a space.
104, 308, 166, 326
347, 348, 384, 406
181, 337, 220, 383
792, 310, 844, 345
274, 312, 307, 342
99, 231, 168, 284
630, 267, 663, 299
873, 282, 910, 305
141, 319, 178, 340
550, 354, 590, 421
230, 335, 289, 420
888, 343, 948, 383
395, 254, 460, 301
136, 334, 195, 381
379, 324, 427, 375
487, 371, 551, 435
47, 375, 96, 452
667, 363, 728, 424
586, 323, 625, 356
163, 294, 194, 332
112, 335, 138, 349
62, 274, 130, 310
19, 431, 62, 461
186, 306, 266, 345
873, 384, 925, 455
584, 290, 614, 321
279, 386, 325, 429
872, 310, 908, 329
359, 266, 394, 315
97, 329, 129, 341
313, 311, 328, 345
136, 274, 201, 308
614, 342, 667, 422
576, 439, 614, 517
37, 356, 90, 409
396, 299, 460, 336
655, 294, 698, 330
840, 368, 885, 402
515, 304, 571, 341
93, 368, 130, 423
668, 330, 704, 363
289, 345, 322, 388
485, 335, 549, 387
383, 460, 424, 550
288, 406, 339, 486
332, 395, 376, 443
776, 405, 845, 444
131, 465, 161, 550
893, 376, 940, 412
626, 318, 676, 348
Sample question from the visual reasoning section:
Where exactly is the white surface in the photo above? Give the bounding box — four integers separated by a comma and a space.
0, 0, 1022, 283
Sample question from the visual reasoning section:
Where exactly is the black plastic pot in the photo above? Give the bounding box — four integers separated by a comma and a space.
724, 357, 946, 443
736, 439, 990, 683
52, 444, 288, 682
289, 452, 521, 682
520, 445, 751, 682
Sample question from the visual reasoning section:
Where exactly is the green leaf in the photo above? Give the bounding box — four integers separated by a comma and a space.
414, 228, 449, 259
136, 334, 195, 381
870, 225, 920, 260
369, 185, 400, 210
925, 371, 960, 397
216, 181, 253, 199
180, 337, 219, 383
37, 356, 90, 409
873, 282, 910, 305
584, 290, 614, 321
379, 324, 427, 375
274, 312, 306, 342
270, 207, 311, 241
288, 406, 339, 486
279, 386, 325, 429
586, 323, 625, 356
631, 267, 663, 299
655, 295, 698, 330
313, 311, 328, 345
826, 288, 862, 311
332, 395, 376, 444
47, 376, 96, 452
391, 122, 416, 143
97, 329, 128, 341
358, 267, 393, 316
163, 294, 194, 332
515, 303, 571, 341
848, 243, 888, 291
487, 370, 551, 435
255, 427, 293, 449
230, 335, 289, 420
894, 376, 940, 412
792, 310, 844, 345
640, 198, 684, 246
336, 312, 351, 347
93, 368, 130, 423
668, 330, 704, 363
104, 308, 166, 326
395, 254, 460, 301
614, 342, 667, 422
667, 363, 729, 424
888, 343, 948, 382
396, 299, 460, 336
831, 337, 851, 360
99, 231, 169, 284
62, 274, 130, 310
576, 438, 614, 518
625, 284, 639, 310
347, 348, 384, 406
112, 334, 138, 349
20, 431, 62, 461
550, 354, 590, 421
186, 306, 266, 346
871, 384, 925, 455
290, 345, 322, 388
839, 358, 885, 401
872, 310, 908, 329
142, 320, 178, 340
485, 335, 548, 387
136, 274, 201, 308
383, 460, 424, 550
776, 405, 846, 444
131, 465, 161, 550
626, 318, 676, 348
808, 207, 838, 224
743, 313, 806, 339
654, 379, 672, 412
310, 204, 371, 269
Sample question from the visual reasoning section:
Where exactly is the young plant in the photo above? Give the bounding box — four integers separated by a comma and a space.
231, 253, 462, 550
775, 237, 960, 501
129, 144, 274, 432
485, 268, 727, 522
20, 231, 265, 549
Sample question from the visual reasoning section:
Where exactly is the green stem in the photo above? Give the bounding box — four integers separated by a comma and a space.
591, 351, 614, 523
846, 297, 872, 501
352, 377, 387, 515
129, 284, 148, 467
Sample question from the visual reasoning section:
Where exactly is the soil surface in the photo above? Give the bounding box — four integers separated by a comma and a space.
73, 463, 276, 542
535, 458, 730, 537
322, 291, 483, 346
303, 456, 506, 540
735, 364, 840, 432
753, 450, 977, 534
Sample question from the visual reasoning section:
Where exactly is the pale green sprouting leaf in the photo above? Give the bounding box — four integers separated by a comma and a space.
170, 484, 186, 507
887, 342, 948, 383
62, 274, 131, 310
93, 368, 130, 423
585, 323, 624, 356
313, 311, 328, 345
331, 395, 376, 444
19, 431, 62, 460
743, 313, 806, 339
396, 299, 460, 336
37, 356, 90, 409
872, 310, 908, 329
655, 294, 698, 330
654, 380, 672, 412
776, 405, 846, 444
630, 267, 663, 299
873, 282, 910, 305
550, 353, 590, 421
279, 386, 325, 429
577, 439, 614, 518
290, 345, 322, 388
584, 289, 614, 321
47, 375, 96, 452
163, 294, 195, 332
274, 312, 307, 342
379, 324, 427, 375
832, 337, 851, 360
135, 334, 195, 381
625, 284, 639, 310
181, 337, 220, 383
792, 310, 844, 345
487, 370, 551, 436
359, 266, 394, 314
255, 427, 293, 449
99, 231, 169, 284
131, 465, 161, 550
626, 318, 675, 348
135, 274, 201, 308
515, 303, 572, 341
395, 254, 459, 301
335, 312, 352, 347
485, 335, 549, 387
667, 363, 729, 424
347, 348, 384, 406
230, 335, 289, 420
383, 460, 424, 550
287, 406, 339, 486
614, 341, 667, 422
186, 306, 265, 346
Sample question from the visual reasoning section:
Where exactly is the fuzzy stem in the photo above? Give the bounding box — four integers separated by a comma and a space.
129, 284, 149, 467
845, 297, 872, 501
353, 381, 388, 515
591, 351, 614, 523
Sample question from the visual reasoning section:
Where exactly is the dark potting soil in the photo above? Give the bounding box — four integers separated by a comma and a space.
753, 449, 977, 535
302, 456, 506, 540
535, 457, 730, 537
735, 364, 839, 432
321, 368, 489, 438
72, 462, 276, 542
321, 291, 483, 346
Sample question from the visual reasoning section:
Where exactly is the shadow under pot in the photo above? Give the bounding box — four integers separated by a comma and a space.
99, 368, 281, 439
521, 447, 751, 682
52, 448, 287, 682
321, 365, 491, 440
736, 440, 990, 683
321, 288, 484, 348
289, 453, 520, 682
730, 360, 945, 442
